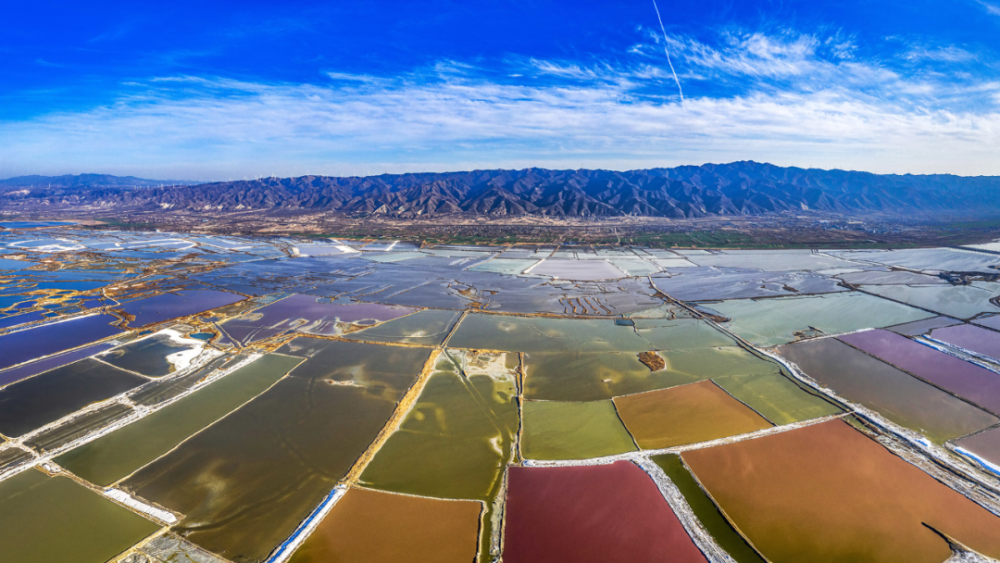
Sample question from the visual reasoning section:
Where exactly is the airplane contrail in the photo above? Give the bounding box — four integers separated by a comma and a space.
651, 0, 685, 104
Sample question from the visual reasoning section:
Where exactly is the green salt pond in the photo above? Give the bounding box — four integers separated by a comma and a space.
711, 292, 934, 348
521, 400, 637, 460
862, 284, 1000, 320
122, 339, 430, 563
57, 354, 301, 486
652, 454, 766, 563
360, 351, 518, 499
524, 347, 778, 402
449, 313, 732, 354
0, 469, 159, 563
344, 309, 461, 346
713, 371, 843, 426
359, 350, 519, 562
468, 258, 540, 275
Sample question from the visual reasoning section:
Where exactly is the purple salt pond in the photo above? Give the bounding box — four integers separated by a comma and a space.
119, 289, 245, 327
929, 324, 1000, 360
956, 427, 1000, 470
973, 315, 1000, 332
221, 294, 417, 344
0, 314, 121, 372
0, 342, 114, 388
0, 310, 47, 331
839, 329, 1000, 414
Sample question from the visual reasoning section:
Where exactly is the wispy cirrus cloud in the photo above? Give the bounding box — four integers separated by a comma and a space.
1, 27, 998, 179
2, 58, 998, 179
978, 0, 1000, 16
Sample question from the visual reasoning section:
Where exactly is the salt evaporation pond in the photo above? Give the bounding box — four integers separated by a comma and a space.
0, 469, 159, 563
930, 323, 1000, 359
839, 329, 1000, 414
221, 293, 416, 343
712, 292, 934, 347
779, 338, 998, 443
57, 354, 302, 486
6, 228, 1000, 562
0, 359, 146, 437
0, 314, 121, 371
614, 380, 772, 449
684, 420, 1000, 563
119, 288, 245, 327
289, 488, 481, 563
503, 461, 708, 563
122, 340, 429, 562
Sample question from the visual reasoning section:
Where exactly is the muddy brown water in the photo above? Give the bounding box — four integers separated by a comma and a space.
614, 380, 773, 449
683, 419, 1000, 563
289, 488, 481, 563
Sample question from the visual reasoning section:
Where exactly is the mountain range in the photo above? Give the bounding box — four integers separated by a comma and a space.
3, 162, 999, 218
0, 174, 192, 190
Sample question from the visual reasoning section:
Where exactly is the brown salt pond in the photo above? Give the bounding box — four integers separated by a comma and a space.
613, 380, 772, 449
289, 488, 481, 563
683, 420, 1000, 563
503, 461, 707, 563
779, 338, 998, 443
839, 329, 1000, 414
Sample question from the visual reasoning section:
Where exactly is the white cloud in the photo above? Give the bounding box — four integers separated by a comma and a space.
979, 0, 1000, 16
905, 45, 977, 62
2, 64, 998, 179
1, 28, 998, 179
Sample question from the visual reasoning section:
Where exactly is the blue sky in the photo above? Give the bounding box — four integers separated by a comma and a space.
2, 0, 999, 179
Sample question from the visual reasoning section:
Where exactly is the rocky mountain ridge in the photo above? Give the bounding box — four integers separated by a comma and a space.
3, 162, 999, 218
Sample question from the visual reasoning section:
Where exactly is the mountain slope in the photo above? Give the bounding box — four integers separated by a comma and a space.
3, 162, 999, 218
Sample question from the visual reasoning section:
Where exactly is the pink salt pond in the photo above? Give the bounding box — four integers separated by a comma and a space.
503, 461, 707, 563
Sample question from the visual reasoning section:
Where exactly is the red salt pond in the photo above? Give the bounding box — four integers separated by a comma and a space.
930, 324, 1000, 359
503, 461, 708, 563
839, 329, 1000, 414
